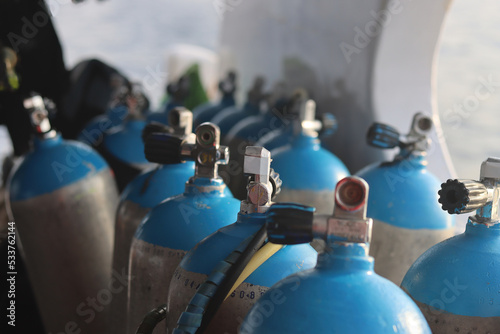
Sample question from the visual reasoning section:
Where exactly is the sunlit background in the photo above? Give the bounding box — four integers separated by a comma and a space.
436, 0, 500, 178
3, 0, 496, 180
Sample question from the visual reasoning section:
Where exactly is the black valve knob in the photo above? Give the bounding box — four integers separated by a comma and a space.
141, 122, 173, 143
144, 133, 183, 165
438, 179, 488, 215
266, 203, 315, 245
438, 179, 470, 214
366, 123, 400, 149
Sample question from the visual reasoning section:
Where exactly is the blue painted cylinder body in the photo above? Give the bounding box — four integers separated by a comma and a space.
77, 105, 128, 145
271, 134, 349, 214
241, 243, 431, 334
119, 162, 195, 211
355, 154, 455, 284
102, 119, 149, 167
210, 101, 260, 138
7, 134, 118, 334
97, 118, 152, 191
166, 211, 317, 334
401, 221, 500, 333
127, 177, 240, 334
110, 161, 195, 334
78, 106, 152, 191
193, 94, 235, 126
9, 134, 108, 199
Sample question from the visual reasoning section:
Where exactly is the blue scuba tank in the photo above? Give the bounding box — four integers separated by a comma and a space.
192, 71, 236, 126
401, 157, 500, 333
241, 176, 431, 334
78, 81, 149, 146
127, 123, 240, 334
6, 96, 119, 334
355, 112, 455, 284
210, 76, 265, 139
100, 118, 151, 192
78, 85, 153, 191
167, 146, 317, 334
77, 104, 128, 145
109, 107, 195, 334
270, 99, 349, 215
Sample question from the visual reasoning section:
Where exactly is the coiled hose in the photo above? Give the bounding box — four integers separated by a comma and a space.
174, 224, 277, 334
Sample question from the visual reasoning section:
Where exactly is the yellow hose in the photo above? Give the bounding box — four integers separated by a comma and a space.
225, 242, 284, 301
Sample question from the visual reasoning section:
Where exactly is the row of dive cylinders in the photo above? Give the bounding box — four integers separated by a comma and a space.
6, 94, 499, 334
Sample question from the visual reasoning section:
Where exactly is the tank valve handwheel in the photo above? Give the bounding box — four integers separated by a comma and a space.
142, 122, 173, 143
266, 203, 315, 245
366, 112, 433, 155
438, 179, 488, 215
367, 123, 400, 149
144, 133, 183, 165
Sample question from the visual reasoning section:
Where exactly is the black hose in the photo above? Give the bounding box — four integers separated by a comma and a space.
174, 224, 268, 334
135, 304, 168, 334
200, 224, 267, 332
